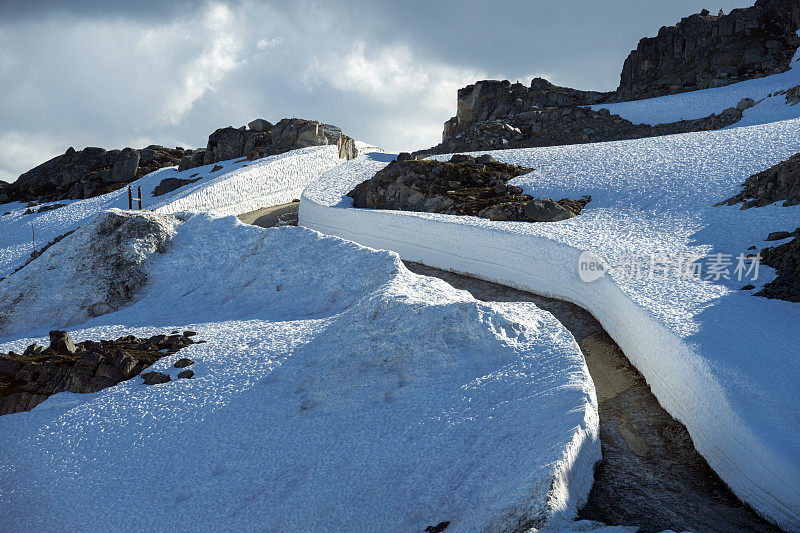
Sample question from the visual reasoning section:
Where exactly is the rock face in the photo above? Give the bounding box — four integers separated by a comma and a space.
178, 118, 358, 172
152, 176, 202, 197
718, 155, 800, 302
617, 0, 800, 101
719, 152, 800, 208
419, 81, 743, 155
8, 145, 187, 203
758, 228, 800, 302
0, 330, 201, 415
348, 154, 589, 222
422, 0, 799, 155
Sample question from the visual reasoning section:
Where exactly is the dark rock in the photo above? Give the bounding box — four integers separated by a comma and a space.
425, 522, 451, 533
741, 284, 756, 290
177, 369, 194, 379
347, 154, 589, 223
109, 148, 140, 183
183, 331, 197, 337
616, 0, 800, 101
141, 371, 171, 385
152, 177, 201, 197
173, 358, 194, 368
757, 227, 800, 302
524, 198, 575, 222
396, 152, 414, 162
248, 118, 273, 132
736, 97, 757, 111
767, 231, 793, 240
210, 165, 223, 173
0, 331, 203, 415
720, 152, 800, 208
48, 330, 76, 355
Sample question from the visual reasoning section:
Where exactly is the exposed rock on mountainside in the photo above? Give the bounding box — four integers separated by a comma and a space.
418, 79, 744, 155
423, 0, 799, 155
0, 330, 201, 415
10, 145, 187, 203
719, 151, 800, 207
718, 154, 800, 302
178, 117, 358, 172
3, 118, 357, 204
617, 0, 800, 101
348, 153, 589, 222
758, 227, 800, 302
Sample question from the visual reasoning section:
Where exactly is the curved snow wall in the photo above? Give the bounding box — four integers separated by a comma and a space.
299, 197, 800, 531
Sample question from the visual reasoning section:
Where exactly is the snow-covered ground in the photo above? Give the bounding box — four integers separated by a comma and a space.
0, 211, 599, 532
0, 144, 348, 278
590, 35, 800, 128
300, 120, 800, 530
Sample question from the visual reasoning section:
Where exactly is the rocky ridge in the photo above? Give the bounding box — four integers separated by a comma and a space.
421, 0, 799, 155
0, 330, 201, 415
348, 153, 589, 222
2, 117, 357, 205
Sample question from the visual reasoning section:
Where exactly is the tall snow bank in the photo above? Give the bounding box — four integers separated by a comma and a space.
0, 145, 344, 278
0, 212, 599, 532
300, 125, 800, 531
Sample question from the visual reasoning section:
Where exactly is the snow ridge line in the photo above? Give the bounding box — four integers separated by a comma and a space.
299, 193, 800, 531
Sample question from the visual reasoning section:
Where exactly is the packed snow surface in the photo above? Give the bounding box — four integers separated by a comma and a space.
0, 212, 599, 532
0, 145, 344, 278
300, 120, 800, 530
591, 37, 800, 128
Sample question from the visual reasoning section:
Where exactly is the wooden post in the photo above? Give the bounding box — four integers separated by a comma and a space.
31, 223, 35, 256
128, 186, 142, 210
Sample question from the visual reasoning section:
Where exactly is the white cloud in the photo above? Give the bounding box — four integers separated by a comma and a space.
0, 132, 68, 182
146, 3, 245, 125
256, 36, 283, 50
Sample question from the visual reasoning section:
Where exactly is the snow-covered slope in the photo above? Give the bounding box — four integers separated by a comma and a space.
300, 121, 800, 530
590, 37, 800, 129
0, 212, 599, 532
0, 145, 345, 278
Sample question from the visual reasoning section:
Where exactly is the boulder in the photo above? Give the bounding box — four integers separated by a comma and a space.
736, 97, 756, 111
152, 176, 201, 197
48, 330, 76, 355
141, 371, 171, 385
248, 118, 273, 132
524, 198, 575, 222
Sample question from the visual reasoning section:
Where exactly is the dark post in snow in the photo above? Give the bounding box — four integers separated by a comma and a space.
128, 186, 143, 210
31, 223, 35, 256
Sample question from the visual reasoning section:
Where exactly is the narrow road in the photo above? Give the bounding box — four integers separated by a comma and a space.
242, 206, 780, 532
405, 263, 780, 533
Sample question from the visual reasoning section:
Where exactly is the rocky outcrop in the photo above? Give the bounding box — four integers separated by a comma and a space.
758, 227, 800, 302
178, 118, 358, 172
6, 145, 187, 204
719, 152, 800, 208
348, 153, 589, 222
616, 0, 800, 101
152, 176, 201, 197
0, 330, 202, 415
419, 83, 743, 156
424, 0, 799, 156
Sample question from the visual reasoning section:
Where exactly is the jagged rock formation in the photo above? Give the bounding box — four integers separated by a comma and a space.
423, 0, 800, 155
9, 145, 186, 203
0, 330, 201, 415
348, 153, 589, 222
178, 117, 358, 172
617, 0, 800, 101
419, 79, 744, 155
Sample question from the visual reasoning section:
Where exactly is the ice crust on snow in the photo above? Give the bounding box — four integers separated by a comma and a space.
0, 213, 599, 532
300, 120, 800, 530
0, 145, 344, 278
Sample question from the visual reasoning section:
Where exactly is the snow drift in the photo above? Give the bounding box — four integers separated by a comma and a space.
0, 144, 351, 279
0, 211, 599, 532
300, 120, 800, 530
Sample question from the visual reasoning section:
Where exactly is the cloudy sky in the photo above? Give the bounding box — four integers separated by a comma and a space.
0, 0, 751, 181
